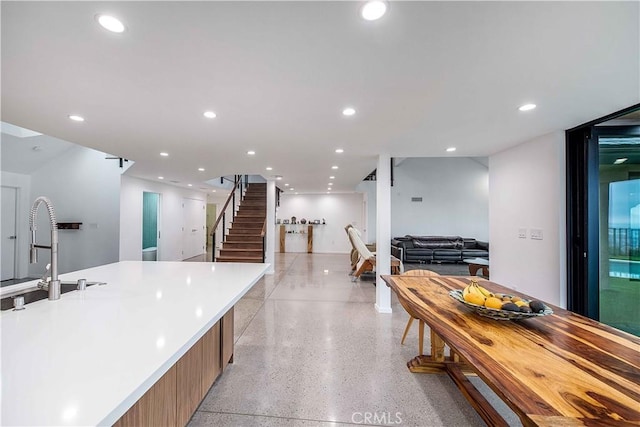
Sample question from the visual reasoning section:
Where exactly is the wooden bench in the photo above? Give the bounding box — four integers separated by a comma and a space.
382, 275, 640, 426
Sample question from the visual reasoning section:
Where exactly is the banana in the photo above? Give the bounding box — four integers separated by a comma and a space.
473, 283, 494, 298
468, 284, 482, 296
462, 285, 470, 298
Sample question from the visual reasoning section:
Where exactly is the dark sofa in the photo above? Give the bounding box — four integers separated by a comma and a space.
391, 235, 488, 264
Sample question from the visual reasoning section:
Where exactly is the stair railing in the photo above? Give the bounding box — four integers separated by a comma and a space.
211, 175, 245, 261
260, 218, 267, 263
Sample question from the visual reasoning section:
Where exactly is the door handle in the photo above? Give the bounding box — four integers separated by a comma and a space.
8, 236, 16, 239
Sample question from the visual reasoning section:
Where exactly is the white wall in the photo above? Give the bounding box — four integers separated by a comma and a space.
28, 145, 122, 276
489, 131, 566, 306
276, 193, 364, 253
120, 175, 207, 261
357, 157, 490, 242
1, 171, 31, 278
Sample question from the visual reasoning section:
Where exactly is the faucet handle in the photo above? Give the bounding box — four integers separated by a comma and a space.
40, 263, 51, 281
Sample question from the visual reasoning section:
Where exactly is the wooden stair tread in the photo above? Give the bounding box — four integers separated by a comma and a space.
216, 256, 263, 262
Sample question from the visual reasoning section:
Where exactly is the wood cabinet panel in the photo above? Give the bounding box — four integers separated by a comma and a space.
201, 321, 221, 397
113, 308, 234, 427
113, 365, 177, 427
221, 307, 234, 369
176, 338, 203, 426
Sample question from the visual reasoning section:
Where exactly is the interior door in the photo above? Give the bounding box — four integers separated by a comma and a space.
182, 198, 205, 260
1, 187, 17, 281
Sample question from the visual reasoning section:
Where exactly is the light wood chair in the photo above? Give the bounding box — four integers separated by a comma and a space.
347, 226, 403, 281
400, 269, 440, 355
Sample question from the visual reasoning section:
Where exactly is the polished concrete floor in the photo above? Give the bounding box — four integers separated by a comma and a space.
188, 253, 520, 426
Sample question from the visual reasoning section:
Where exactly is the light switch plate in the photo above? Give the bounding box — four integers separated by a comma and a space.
518, 228, 527, 239
531, 229, 543, 240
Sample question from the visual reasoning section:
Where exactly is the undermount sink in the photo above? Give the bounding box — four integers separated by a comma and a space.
0, 281, 98, 311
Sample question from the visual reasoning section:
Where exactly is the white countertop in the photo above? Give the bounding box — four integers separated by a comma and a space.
1, 261, 269, 426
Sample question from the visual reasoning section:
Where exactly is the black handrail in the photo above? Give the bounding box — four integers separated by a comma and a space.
261, 218, 267, 263
211, 175, 243, 261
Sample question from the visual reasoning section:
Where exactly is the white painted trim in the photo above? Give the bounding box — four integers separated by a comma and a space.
374, 303, 393, 314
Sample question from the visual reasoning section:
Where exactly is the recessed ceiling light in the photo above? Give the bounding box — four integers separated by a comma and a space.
188, 184, 192, 187
266, 167, 273, 171
96, 15, 125, 33
160, 152, 169, 157
328, 183, 333, 186
335, 148, 344, 153
285, 183, 289, 187
332, 165, 339, 170
295, 192, 299, 195
158, 176, 164, 180
329, 176, 335, 179
203, 111, 216, 119
342, 107, 356, 116
361, 1, 388, 21
614, 158, 628, 165
247, 150, 255, 155
518, 103, 537, 112
328, 188, 332, 191
68, 115, 84, 122
212, 190, 217, 193
290, 188, 294, 191
446, 147, 456, 152
327, 192, 331, 194
198, 168, 205, 172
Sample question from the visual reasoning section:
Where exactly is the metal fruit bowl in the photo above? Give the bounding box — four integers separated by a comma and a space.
449, 289, 553, 321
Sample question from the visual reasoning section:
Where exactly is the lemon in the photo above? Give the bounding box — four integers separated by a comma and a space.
484, 297, 503, 310
464, 292, 486, 306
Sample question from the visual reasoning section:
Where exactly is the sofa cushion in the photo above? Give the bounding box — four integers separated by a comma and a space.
462, 249, 489, 259
410, 236, 463, 249
433, 249, 462, 261
406, 248, 434, 257
462, 238, 478, 249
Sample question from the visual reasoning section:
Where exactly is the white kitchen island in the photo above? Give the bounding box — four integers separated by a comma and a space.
1, 261, 269, 426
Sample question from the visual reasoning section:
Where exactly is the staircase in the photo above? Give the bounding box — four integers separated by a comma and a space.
217, 183, 266, 263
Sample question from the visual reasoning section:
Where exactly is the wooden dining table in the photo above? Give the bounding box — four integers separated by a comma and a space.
382, 275, 640, 427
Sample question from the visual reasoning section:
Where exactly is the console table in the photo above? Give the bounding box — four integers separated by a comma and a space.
279, 224, 313, 253
382, 275, 640, 426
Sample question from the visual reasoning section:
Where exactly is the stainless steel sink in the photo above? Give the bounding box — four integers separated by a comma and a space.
0, 281, 99, 311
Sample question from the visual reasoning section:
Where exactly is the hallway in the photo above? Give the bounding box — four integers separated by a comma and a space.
188, 253, 518, 426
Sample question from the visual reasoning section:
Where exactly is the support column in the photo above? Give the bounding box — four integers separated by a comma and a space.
265, 180, 276, 274
375, 154, 392, 313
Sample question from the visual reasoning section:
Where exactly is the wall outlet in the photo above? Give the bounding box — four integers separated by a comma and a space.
531, 229, 543, 240
518, 228, 527, 239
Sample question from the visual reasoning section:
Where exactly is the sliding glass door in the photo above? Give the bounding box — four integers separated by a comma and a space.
599, 132, 640, 335
567, 105, 640, 336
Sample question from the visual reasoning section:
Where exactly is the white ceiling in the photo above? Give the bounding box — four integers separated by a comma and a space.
0, 132, 76, 175
2, 1, 638, 193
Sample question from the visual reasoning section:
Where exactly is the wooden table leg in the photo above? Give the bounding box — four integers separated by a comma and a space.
431, 330, 446, 362
407, 328, 449, 373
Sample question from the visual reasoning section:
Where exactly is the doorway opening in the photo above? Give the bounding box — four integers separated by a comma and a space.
142, 192, 160, 261
1, 186, 18, 281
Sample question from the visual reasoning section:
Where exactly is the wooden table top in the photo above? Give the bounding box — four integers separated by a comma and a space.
382, 275, 640, 426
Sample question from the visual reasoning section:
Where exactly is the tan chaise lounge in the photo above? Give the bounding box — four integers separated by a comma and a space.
347, 226, 403, 281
